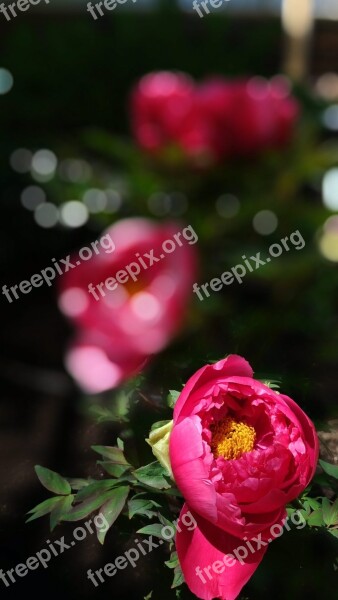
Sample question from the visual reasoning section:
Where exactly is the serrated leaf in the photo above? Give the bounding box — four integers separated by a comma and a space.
128, 498, 161, 519
96, 486, 130, 544
134, 462, 171, 490
35, 466, 71, 495
92, 445, 131, 465
167, 390, 180, 408
319, 460, 338, 480
50, 495, 75, 531
137, 523, 166, 539
26, 497, 63, 522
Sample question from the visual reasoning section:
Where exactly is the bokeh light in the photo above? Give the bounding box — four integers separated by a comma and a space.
253, 210, 278, 235
148, 192, 171, 216
21, 186, 46, 211
34, 203, 59, 228
59, 159, 92, 183
60, 201, 88, 228
58, 288, 89, 318
10, 148, 32, 173
322, 105, 338, 131
216, 194, 240, 218
318, 216, 338, 262
322, 168, 338, 210
83, 188, 107, 213
31, 149, 58, 182
0, 68, 13, 95
105, 189, 122, 212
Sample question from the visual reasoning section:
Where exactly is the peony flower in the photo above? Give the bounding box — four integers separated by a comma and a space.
58, 218, 197, 393
230, 77, 299, 156
169, 355, 319, 600
130, 72, 299, 164
130, 71, 197, 155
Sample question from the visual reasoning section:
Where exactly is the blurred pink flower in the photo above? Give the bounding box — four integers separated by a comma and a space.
58, 218, 198, 393
130, 72, 299, 164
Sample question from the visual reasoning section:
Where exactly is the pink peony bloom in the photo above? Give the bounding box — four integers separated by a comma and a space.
169, 355, 319, 600
58, 218, 197, 393
130, 72, 299, 164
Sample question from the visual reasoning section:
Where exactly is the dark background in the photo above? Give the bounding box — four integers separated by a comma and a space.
1, 4, 338, 600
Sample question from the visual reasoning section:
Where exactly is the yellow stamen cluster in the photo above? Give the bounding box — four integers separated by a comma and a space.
210, 417, 256, 460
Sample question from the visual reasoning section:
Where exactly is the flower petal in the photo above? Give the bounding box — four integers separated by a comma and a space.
174, 355, 253, 421
176, 504, 267, 600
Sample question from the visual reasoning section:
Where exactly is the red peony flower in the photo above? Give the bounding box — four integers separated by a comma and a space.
58, 218, 198, 393
169, 355, 319, 600
130, 72, 299, 164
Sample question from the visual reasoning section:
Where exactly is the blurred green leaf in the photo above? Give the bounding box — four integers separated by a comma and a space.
35, 466, 71, 495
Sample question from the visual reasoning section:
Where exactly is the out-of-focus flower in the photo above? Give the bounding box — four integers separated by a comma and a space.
58, 218, 198, 393
230, 77, 299, 155
169, 355, 318, 600
130, 72, 299, 165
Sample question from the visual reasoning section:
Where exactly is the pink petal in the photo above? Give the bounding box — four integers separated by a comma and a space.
176, 504, 267, 600
174, 355, 253, 421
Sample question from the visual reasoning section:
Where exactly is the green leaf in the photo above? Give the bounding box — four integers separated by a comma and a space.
92, 445, 131, 465
137, 523, 166, 539
97, 486, 130, 544
144, 592, 152, 600
74, 480, 118, 503
134, 462, 171, 490
319, 460, 338, 480
117, 438, 124, 450
165, 551, 179, 569
303, 498, 321, 511
167, 390, 180, 408
172, 564, 184, 589
128, 497, 161, 519
63, 489, 119, 522
322, 498, 338, 527
328, 528, 338, 539
98, 461, 132, 478
26, 497, 64, 522
67, 478, 92, 491
50, 495, 74, 531
35, 466, 71, 495
307, 509, 325, 527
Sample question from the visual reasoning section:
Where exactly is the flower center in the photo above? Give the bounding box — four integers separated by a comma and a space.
210, 417, 256, 460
